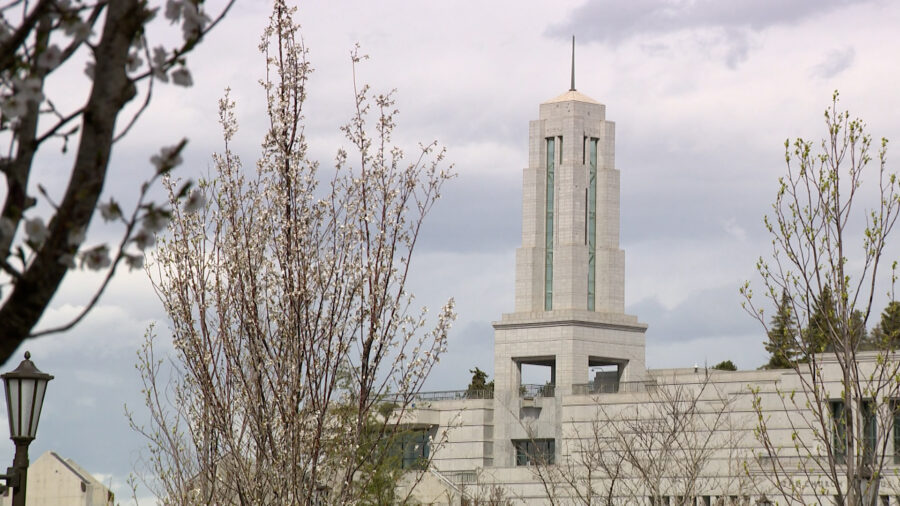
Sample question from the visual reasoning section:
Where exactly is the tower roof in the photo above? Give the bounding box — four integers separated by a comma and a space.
542, 89, 600, 105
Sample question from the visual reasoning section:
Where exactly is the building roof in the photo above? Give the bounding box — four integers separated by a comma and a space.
542, 89, 600, 105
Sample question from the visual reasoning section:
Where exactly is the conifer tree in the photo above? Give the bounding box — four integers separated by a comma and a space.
764, 291, 798, 368
804, 285, 835, 357
872, 301, 900, 347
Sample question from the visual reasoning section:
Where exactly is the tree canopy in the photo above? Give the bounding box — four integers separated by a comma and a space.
0, 0, 234, 364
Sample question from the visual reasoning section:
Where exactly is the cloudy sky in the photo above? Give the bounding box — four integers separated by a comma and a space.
3, 0, 900, 502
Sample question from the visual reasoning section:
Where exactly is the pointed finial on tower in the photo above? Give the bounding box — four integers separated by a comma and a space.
570, 35, 576, 91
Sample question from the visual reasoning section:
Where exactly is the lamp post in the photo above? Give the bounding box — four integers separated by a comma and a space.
0, 351, 53, 506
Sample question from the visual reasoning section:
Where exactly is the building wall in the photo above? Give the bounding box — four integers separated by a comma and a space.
409, 356, 900, 505
0, 451, 114, 506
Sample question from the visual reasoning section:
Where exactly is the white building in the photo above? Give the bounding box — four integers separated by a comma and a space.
399, 75, 900, 505
1, 451, 114, 506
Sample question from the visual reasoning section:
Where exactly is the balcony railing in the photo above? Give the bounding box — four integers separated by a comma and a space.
571, 380, 656, 395
386, 380, 656, 403
385, 388, 494, 403
520, 383, 555, 398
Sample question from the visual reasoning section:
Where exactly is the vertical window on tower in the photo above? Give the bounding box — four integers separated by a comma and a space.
545, 137, 555, 311
587, 138, 598, 311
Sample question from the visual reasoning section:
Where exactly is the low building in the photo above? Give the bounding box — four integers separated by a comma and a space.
1, 451, 114, 506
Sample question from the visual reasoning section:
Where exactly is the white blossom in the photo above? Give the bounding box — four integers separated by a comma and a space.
133, 228, 156, 250
63, 19, 92, 41
84, 61, 95, 80
183, 189, 205, 214
125, 253, 145, 271
58, 253, 76, 269
126, 51, 143, 73
142, 210, 170, 233
24, 217, 49, 246
67, 227, 85, 247
150, 145, 183, 173
99, 201, 122, 221
82, 245, 111, 270
165, 0, 183, 21
0, 217, 14, 242
180, 2, 209, 41
151, 46, 169, 82
37, 45, 63, 71
0, 95, 26, 120
17, 77, 43, 103
171, 67, 192, 87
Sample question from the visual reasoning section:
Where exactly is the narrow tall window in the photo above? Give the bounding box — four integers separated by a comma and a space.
832, 400, 846, 464
831, 399, 876, 464
863, 399, 876, 465
545, 137, 555, 311
893, 400, 900, 464
587, 138, 598, 311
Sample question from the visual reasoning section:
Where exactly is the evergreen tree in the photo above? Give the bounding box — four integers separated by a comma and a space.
804, 286, 868, 354
764, 291, 799, 368
467, 367, 494, 398
712, 360, 737, 371
872, 301, 900, 348
804, 285, 835, 358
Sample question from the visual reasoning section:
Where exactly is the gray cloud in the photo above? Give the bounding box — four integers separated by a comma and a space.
810, 47, 856, 79
628, 283, 761, 347
550, 0, 865, 42
548, 0, 869, 67
417, 171, 520, 254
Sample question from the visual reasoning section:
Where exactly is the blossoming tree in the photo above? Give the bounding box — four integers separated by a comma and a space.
129, 2, 455, 504
0, 0, 233, 364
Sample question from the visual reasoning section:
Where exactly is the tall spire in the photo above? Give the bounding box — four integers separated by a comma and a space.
569, 35, 575, 91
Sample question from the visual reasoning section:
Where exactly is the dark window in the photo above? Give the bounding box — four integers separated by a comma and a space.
832, 400, 847, 464
389, 429, 431, 470
863, 399, 876, 465
894, 400, 900, 464
513, 438, 554, 466
831, 399, 876, 465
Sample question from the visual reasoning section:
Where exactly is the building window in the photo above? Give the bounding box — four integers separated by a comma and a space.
558, 135, 563, 164
831, 399, 876, 465
390, 429, 431, 470
513, 438, 554, 466
544, 137, 555, 311
893, 400, 900, 464
832, 400, 847, 464
587, 137, 598, 311
863, 399, 876, 465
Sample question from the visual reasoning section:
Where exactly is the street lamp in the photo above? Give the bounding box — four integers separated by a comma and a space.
0, 351, 53, 506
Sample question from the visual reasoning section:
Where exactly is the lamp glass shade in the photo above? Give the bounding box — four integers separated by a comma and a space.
2, 352, 53, 440
5, 378, 18, 437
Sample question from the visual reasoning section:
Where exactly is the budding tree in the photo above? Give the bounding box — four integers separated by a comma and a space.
0, 0, 235, 364
129, 2, 454, 504
742, 93, 900, 505
529, 377, 748, 505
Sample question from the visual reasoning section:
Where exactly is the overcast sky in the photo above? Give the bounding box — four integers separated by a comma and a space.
3, 0, 900, 502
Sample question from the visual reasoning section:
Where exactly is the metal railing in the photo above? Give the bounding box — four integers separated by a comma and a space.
571, 380, 656, 395
520, 383, 555, 398
384, 389, 494, 403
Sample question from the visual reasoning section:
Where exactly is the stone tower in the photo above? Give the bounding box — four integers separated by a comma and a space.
491, 68, 647, 466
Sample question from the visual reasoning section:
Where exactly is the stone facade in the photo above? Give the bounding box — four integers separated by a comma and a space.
0, 451, 114, 506
401, 87, 899, 505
